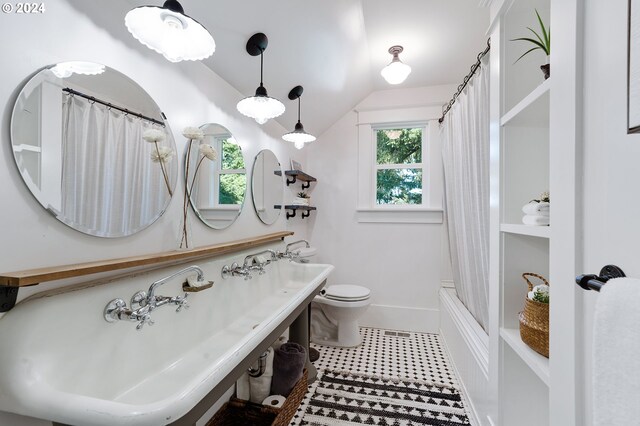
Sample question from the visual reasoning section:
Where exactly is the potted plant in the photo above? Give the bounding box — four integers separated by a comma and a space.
512, 9, 550, 79
294, 192, 310, 206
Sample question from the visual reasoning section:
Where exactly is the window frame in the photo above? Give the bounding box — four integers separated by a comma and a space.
206, 136, 246, 210
372, 124, 427, 208
356, 108, 443, 224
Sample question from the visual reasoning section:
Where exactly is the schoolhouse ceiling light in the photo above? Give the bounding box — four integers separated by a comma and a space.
381, 45, 412, 85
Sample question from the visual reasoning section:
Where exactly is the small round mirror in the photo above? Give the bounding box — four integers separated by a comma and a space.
185, 123, 247, 229
10, 61, 177, 237
251, 149, 284, 225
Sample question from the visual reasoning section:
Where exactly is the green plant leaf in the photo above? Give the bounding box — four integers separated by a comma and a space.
535, 9, 550, 54
527, 27, 546, 48
514, 46, 541, 63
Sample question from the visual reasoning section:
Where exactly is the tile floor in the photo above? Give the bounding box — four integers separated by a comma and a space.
289, 327, 467, 425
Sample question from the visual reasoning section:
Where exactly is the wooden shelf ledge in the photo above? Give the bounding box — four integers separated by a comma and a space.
274, 170, 317, 189
0, 231, 293, 288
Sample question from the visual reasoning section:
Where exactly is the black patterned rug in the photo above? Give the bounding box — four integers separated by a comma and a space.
300, 370, 470, 426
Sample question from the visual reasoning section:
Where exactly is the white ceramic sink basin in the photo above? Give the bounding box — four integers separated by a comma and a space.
0, 254, 333, 425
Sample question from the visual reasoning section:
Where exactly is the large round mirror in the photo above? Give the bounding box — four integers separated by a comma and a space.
11, 61, 177, 237
251, 149, 284, 225
185, 123, 247, 229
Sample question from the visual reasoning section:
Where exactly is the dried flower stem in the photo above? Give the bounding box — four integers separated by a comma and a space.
154, 141, 173, 197
180, 139, 195, 249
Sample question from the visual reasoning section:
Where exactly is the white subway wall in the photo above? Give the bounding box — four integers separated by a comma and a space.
0, 2, 308, 423
306, 85, 456, 333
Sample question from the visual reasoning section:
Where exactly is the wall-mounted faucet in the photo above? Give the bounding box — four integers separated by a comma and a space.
277, 239, 310, 260
222, 249, 279, 280
104, 265, 212, 330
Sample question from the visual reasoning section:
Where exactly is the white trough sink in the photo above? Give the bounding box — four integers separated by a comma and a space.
0, 254, 333, 425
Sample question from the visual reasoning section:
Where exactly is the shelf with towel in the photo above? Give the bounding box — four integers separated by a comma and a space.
500, 327, 550, 386
500, 224, 550, 239
274, 170, 317, 190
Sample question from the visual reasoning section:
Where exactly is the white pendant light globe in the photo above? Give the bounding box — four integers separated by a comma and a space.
125, 0, 215, 63
282, 86, 316, 149
50, 62, 105, 78
381, 45, 411, 85
236, 33, 285, 125
237, 89, 286, 124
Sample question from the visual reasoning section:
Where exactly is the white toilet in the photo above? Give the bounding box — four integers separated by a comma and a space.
310, 285, 371, 347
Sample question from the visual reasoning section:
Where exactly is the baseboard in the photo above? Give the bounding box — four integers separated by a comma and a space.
439, 288, 492, 426
359, 304, 439, 333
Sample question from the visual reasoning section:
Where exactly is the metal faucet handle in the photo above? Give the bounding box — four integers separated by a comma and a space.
136, 314, 154, 330
175, 295, 190, 312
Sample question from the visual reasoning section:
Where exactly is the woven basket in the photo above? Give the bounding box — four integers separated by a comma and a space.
518, 273, 549, 358
207, 368, 308, 426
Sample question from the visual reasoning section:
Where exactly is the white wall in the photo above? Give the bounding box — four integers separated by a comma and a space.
306, 84, 456, 333
581, 0, 640, 424
0, 1, 308, 423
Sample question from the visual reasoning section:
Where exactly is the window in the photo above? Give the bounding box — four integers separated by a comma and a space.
375, 127, 423, 205
217, 140, 246, 205
356, 109, 442, 224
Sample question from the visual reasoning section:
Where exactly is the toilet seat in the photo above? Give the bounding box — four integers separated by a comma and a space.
323, 285, 370, 302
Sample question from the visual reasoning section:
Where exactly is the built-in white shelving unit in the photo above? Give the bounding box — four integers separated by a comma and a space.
488, 0, 581, 424
490, 0, 554, 425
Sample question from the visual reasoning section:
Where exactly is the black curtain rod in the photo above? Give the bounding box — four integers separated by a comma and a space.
438, 39, 491, 124
62, 87, 166, 127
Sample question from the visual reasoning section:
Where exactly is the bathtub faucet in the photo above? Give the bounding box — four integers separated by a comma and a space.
104, 266, 206, 330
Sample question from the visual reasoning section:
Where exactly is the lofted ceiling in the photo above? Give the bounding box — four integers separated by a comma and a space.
126, 0, 489, 136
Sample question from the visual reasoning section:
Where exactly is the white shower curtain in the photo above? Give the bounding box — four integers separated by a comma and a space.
441, 57, 490, 331
61, 95, 167, 236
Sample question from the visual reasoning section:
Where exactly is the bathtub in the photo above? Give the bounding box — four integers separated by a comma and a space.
0, 250, 333, 425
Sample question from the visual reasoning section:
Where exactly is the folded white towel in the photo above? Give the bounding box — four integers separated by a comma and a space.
236, 372, 250, 400
522, 215, 549, 226
522, 202, 550, 216
249, 347, 274, 403
593, 278, 640, 425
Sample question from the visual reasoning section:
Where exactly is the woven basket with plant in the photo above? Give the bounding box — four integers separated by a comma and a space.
519, 272, 549, 358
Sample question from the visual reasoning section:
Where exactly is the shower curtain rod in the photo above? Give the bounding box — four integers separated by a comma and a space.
438, 38, 491, 124
62, 87, 166, 127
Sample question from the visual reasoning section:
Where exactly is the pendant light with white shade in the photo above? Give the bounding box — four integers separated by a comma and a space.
124, 0, 215, 63
381, 45, 412, 85
236, 33, 285, 125
282, 86, 316, 149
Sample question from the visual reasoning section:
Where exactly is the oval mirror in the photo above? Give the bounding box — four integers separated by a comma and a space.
10, 61, 177, 237
251, 149, 284, 225
185, 123, 247, 229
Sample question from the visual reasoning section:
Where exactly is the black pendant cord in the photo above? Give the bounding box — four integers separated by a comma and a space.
297, 97, 301, 123
260, 50, 264, 86
438, 38, 491, 124
62, 87, 165, 127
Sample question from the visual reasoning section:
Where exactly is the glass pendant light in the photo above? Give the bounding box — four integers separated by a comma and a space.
236, 33, 285, 125
282, 86, 316, 149
381, 45, 412, 85
125, 0, 215, 63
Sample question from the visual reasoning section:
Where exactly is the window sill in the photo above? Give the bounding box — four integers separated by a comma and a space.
355, 208, 443, 224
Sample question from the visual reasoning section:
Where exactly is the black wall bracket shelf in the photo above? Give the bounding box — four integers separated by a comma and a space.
0, 286, 19, 312
275, 170, 316, 190
275, 205, 317, 219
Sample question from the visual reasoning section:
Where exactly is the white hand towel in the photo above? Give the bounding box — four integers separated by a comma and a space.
249, 347, 274, 403
522, 215, 550, 226
593, 278, 640, 425
522, 202, 550, 216
236, 372, 250, 401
